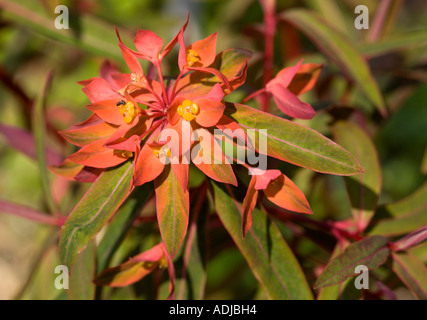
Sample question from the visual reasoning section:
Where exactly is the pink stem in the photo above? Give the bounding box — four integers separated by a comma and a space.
369, 0, 392, 43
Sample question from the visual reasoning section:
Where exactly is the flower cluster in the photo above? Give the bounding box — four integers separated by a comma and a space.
60, 15, 250, 190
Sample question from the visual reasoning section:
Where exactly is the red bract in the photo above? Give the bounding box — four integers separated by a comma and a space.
245, 59, 322, 119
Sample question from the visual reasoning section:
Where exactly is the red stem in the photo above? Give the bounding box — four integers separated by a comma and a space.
261, 0, 276, 112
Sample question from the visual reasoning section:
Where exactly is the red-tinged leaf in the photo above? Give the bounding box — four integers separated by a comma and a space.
95, 244, 164, 287
175, 48, 252, 98
264, 174, 312, 214
86, 99, 125, 126
212, 182, 313, 299
134, 30, 163, 62
288, 63, 323, 96
186, 66, 230, 90
99, 60, 123, 91
82, 78, 120, 103
392, 252, 427, 299
317, 241, 352, 300
281, 9, 387, 116
59, 161, 134, 269
74, 166, 104, 183
161, 13, 189, 60
188, 32, 218, 68
133, 143, 165, 186
105, 116, 152, 148
242, 176, 258, 237
215, 115, 247, 145
369, 181, 427, 236
155, 165, 190, 258
393, 226, 427, 252
225, 103, 363, 176
192, 129, 237, 186
179, 32, 217, 70
172, 163, 189, 191
314, 236, 390, 289
68, 240, 96, 300
195, 99, 225, 128
212, 48, 253, 81
115, 27, 144, 77
204, 83, 225, 101
333, 121, 382, 232
0, 123, 62, 166
0, 199, 65, 226
268, 59, 303, 88
67, 138, 128, 169
60, 115, 117, 147
49, 160, 84, 180
251, 169, 281, 190
268, 85, 316, 119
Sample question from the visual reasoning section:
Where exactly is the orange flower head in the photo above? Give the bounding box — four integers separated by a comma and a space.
186, 49, 200, 67
152, 145, 171, 158
177, 99, 199, 122
117, 100, 138, 124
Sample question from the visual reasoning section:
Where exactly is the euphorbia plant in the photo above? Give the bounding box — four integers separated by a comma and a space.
53, 14, 364, 298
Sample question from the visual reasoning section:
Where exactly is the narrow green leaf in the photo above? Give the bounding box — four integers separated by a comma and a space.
281, 9, 386, 116
155, 166, 189, 258
392, 252, 427, 300
304, 0, 348, 36
97, 186, 152, 273
369, 181, 427, 236
333, 121, 382, 231
177, 203, 208, 300
361, 29, 427, 57
314, 236, 390, 289
317, 242, 351, 300
211, 182, 313, 300
32, 70, 59, 216
68, 240, 96, 300
59, 161, 134, 269
225, 103, 363, 176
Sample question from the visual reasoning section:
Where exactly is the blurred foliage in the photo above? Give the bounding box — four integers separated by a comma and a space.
0, 0, 427, 300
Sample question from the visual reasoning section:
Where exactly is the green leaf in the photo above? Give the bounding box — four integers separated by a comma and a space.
333, 121, 382, 231
211, 182, 313, 300
0, 0, 129, 60
392, 252, 427, 300
59, 161, 134, 269
211, 48, 252, 80
314, 236, 390, 289
97, 186, 152, 273
281, 9, 386, 116
225, 103, 363, 176
304, 0, 348, 36
369, 181, 427, 237
67, 240, 96, 300
361, 30, 427, 57
177, 200, 208, 300
155, 166, 189, 258
317, 242, 351, 300
32, 70, 59, 216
